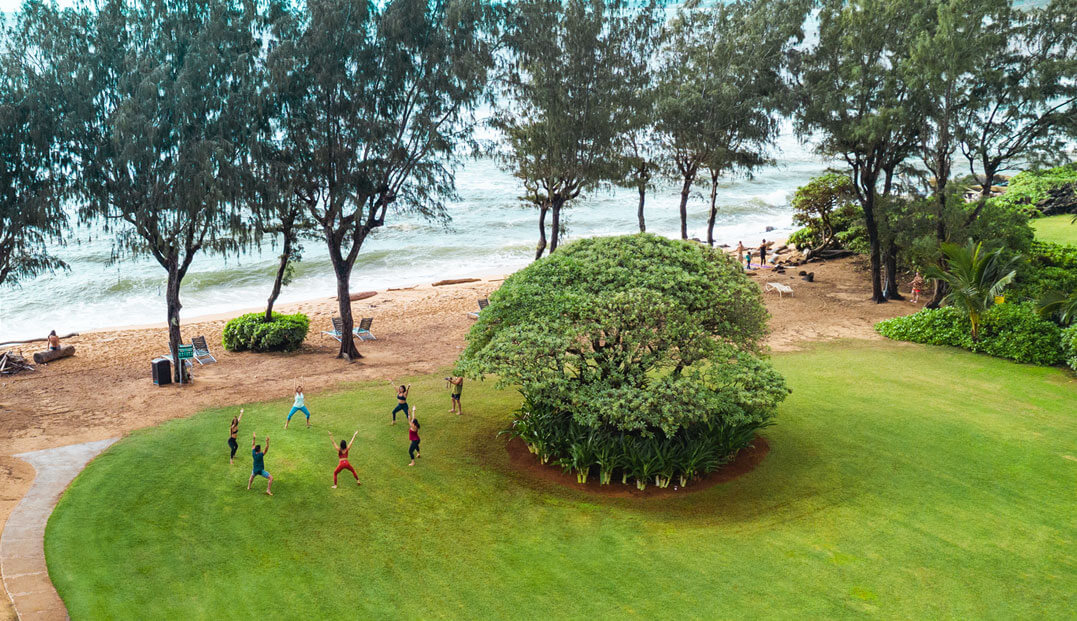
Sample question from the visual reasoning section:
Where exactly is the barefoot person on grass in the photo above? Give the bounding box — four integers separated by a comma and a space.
247, 432, 273, 495
447, 376, 464, 415
329, 430, 361, 488
228, 408, 244, 465
391, 382, 411, 425
407, 407, 421, 466
285, 383, 310, 429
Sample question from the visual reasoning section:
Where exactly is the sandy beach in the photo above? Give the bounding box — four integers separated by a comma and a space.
0, 255, 921, 616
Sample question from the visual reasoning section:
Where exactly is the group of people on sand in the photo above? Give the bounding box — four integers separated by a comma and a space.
229, 377, 465, 495
734, 240, 771, 270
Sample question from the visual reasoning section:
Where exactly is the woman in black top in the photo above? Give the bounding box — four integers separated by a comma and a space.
228, 409, 243, 464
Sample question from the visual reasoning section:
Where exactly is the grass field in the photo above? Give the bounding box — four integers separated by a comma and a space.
1032, 214, 1077, 245
46, 341, 1076, 619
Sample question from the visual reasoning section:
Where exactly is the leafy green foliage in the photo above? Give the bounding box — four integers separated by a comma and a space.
790, 174, 858, 250
926, 241, 1021, 339
1010, 241, 1077, 303
223, 312, 309, 353
1038, 290, 1077, 327
876, 303, 1063, 366
1061, 325, 1077, 371
459, 234, 788, 487
992, 163, 1077, 215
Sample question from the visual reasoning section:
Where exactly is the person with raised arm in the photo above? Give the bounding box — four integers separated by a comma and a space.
390, 381, 411, 425
285, 381, 311, 429
247, 432, 273, 495
407, 407, 421, 466
329, 430, 361, 488
228, 408, 244, 465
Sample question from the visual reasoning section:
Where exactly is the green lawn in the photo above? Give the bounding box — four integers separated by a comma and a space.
46, 341, 1077, 619
1032, 214, 1077, 245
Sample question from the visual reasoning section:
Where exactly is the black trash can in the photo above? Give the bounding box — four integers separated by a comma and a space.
152, 357, 172, 386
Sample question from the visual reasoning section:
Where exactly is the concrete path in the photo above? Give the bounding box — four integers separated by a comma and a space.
1, 438, 118, 621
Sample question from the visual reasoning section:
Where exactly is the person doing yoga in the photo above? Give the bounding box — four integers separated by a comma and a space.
285, 383, 310, 429
407, 407, 421, 467
247, 432, 273, 495
228, 408, 244, 465
391, 382, 411, 425
329, 430, 361, 488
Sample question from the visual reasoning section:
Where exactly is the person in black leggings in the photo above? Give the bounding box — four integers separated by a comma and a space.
407, 407, 421, 466
391, 383, 410, 425
228, 408, 244, 465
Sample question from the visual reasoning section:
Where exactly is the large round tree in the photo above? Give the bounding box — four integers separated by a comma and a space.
459, 234, 789, 489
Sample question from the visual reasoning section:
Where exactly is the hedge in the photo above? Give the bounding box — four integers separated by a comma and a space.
223, 312, 309, 353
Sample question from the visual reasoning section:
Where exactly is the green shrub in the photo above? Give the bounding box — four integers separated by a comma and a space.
1062, 325, 1077, 372
992, 163, 1077, 215
1010, 241, 1077, 302
460, 234, 789, 490
876, 303, 1063, 366
223, 312, 309, 353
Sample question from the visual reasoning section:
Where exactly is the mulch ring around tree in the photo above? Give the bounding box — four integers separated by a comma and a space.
504, 435, 770, 499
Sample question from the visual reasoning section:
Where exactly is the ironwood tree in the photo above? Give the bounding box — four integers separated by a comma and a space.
794, 0, 926, 303
52, 0, 259, 380
0, 4, 70, 289
265, 0, 499, 358
494, 0, 655, 259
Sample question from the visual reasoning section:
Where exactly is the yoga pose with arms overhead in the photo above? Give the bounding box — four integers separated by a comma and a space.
329, 430, 361, 488
228, 408, 243, 464
247, 432, 273, 495
285, 382, 311, 429
407, 407, 421, 466
391, 382, 410, 425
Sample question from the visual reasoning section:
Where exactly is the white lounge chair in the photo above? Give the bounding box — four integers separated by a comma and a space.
191, 335, 217, 365
355, 317, 376, 341
467, 298, 489, 319
765, 282, 794, 297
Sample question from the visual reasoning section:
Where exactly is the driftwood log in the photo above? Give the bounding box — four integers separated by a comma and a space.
0, 331, 79, 348
432, 278, 481, 287
33, 345, 75, 364
336, 291, 377, 302
0, 352, 35, 375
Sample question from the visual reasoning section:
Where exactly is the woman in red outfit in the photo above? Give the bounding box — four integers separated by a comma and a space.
328, 430, 361, 488
407, 407, 421, 467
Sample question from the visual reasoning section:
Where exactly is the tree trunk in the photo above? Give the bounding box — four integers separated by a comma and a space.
861, 196, 886, 304
706, 175, 719, 246
884, 241, 904, 300
637, 182, 646, 233
964, 165, 997, 226
332, 263, 361, 360
165, 260, 185, 382
678, 174, 693, 240
549, 198, 564, 254
928, 182, 949, 308
535, 203, 549, 260
265, 232, 293, 322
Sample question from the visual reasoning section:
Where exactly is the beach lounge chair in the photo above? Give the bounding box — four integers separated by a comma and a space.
467, 298, 489, 319
764, 282, 794, 297
191, 335, 217, 365
355, 317, 376, 341
322, 317, 370, 342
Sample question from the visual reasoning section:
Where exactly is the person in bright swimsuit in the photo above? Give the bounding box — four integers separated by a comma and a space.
328, 430, 361, 488
447, 376, 463, 415
407, 407, 421, 466
228, 408, 244, 465
285, 383, 310, 429
247, 432, 273, 495
391, 383, 410, 425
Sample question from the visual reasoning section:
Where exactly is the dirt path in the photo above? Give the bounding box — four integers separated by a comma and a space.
0, 257, 919, 617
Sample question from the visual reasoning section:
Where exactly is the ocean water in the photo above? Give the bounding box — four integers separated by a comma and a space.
0, 124, 831, 342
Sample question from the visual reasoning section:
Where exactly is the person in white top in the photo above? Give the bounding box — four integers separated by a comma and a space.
285, 383, 311, 429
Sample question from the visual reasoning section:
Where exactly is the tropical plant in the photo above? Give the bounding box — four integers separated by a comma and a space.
1038, 290, 1077, 326
790, 174, 859, 251
926, 241, 1020, 339
223, 312, 310, 353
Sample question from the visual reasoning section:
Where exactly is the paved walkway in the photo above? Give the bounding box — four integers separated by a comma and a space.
1, 438, 118, 621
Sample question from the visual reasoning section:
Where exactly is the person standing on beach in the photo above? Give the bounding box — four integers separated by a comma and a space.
391, 382, 410, 425
735, 242, 746, 268
745, 250, 753, 269
329, 430, 361, 488
758, 240, 768, 267
228, 408, 244, 465
247, 432, 273, 495
447, 376, 464, 415
47, 330, 61, 351
285, 383, 310, 429
407, 407, 421, 466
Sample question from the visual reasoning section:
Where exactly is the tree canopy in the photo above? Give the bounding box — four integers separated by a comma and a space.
458, 234, 788, 436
